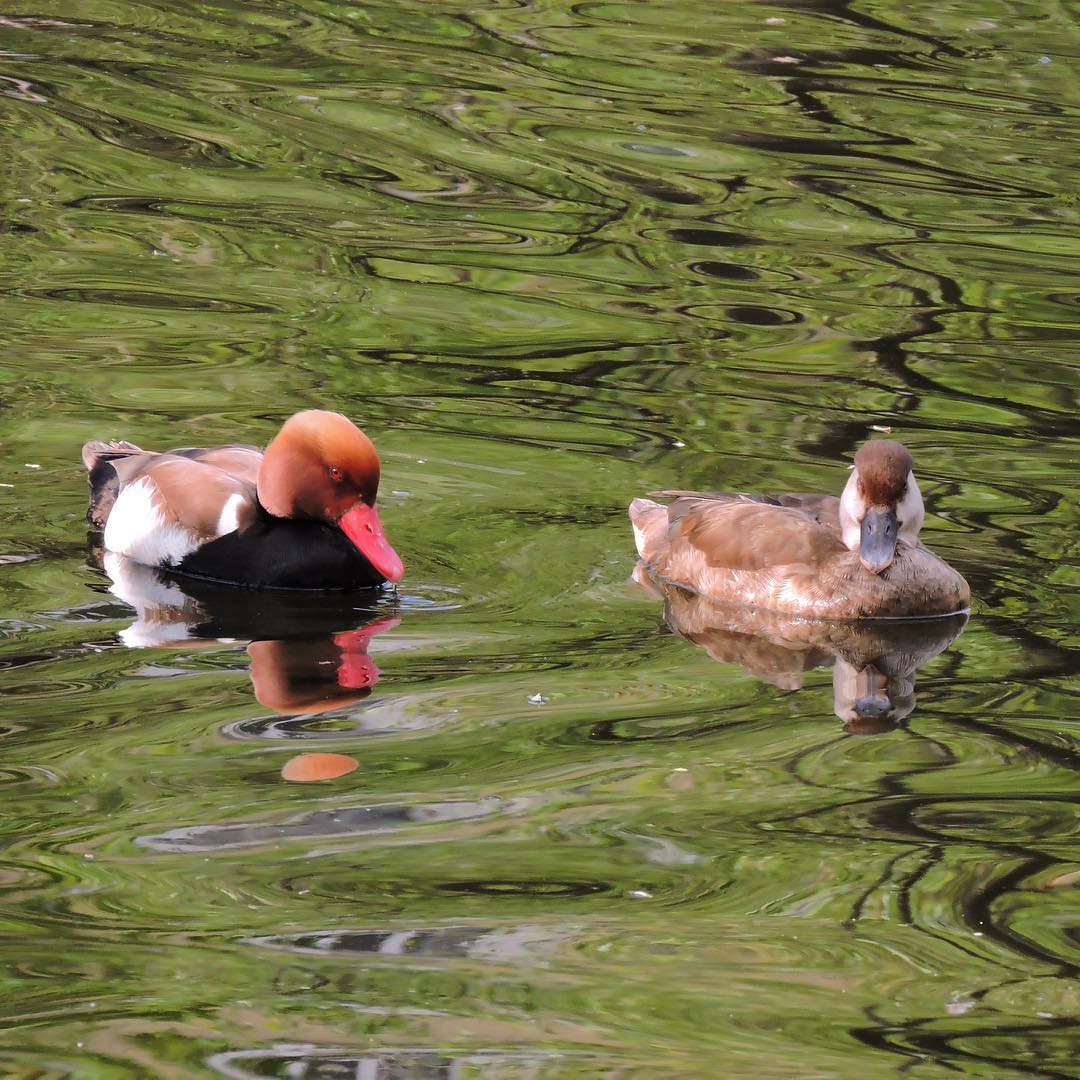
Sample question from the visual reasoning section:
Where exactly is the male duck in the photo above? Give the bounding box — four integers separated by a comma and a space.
630, 440, 969, 619
83, 410, 404, 590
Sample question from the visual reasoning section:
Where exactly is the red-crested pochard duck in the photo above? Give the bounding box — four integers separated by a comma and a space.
630, 440, 970, 619
82, 410, 404, 590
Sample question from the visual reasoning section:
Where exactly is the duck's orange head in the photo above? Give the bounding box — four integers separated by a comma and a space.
257, 410, 404, 583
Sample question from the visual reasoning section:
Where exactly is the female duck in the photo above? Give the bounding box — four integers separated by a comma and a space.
83, 410, 404, 590
630, 440, 968, 619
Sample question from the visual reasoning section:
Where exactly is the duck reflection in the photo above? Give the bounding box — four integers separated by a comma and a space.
633, 566, 966, 733
94, 551, 398, 715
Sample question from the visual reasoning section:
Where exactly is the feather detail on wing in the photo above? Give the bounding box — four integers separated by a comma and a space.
100, 454, 259, 568
165, 445, 262, 486
136, 457, 258, 539
671, 501, 844, 572
647, 491, 845, 573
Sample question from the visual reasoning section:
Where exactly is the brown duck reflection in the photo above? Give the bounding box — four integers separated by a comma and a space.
633, 566, 966, 733
93, 551, 398, 715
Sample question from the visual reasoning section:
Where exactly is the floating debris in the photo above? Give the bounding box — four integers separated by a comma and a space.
871, 424, 893, 433
527, 692, 549, 705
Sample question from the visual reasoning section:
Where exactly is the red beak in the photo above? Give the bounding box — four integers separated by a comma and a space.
338, 504, 404, 583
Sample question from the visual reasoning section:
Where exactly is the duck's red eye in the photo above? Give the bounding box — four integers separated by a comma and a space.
328, 466, 343, 482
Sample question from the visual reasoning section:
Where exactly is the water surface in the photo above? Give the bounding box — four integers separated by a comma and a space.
0, 1, 1078, 1076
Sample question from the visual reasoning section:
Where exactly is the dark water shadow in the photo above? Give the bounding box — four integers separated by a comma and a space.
633, 566, 967, 734
90, 550, 399, 716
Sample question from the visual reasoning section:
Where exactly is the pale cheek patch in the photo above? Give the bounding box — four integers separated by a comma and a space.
838, 470, 865, 552
897, 473, 924, 544
103, 477, 199, 568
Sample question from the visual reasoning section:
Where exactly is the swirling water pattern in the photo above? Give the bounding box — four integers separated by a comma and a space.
0, 1, 1078, 1076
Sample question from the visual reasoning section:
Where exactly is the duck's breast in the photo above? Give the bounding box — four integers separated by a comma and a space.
175, 514, 387, 590
775, 544, 970, 619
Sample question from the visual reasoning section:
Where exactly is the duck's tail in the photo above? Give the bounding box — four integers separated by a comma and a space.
628, 497, 667, 564
82, 440, 144, 528
81, 439, 143, 471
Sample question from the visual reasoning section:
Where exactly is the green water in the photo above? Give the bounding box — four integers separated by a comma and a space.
1, 1, 1078, 1075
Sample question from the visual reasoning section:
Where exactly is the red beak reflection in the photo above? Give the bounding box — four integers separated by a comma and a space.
248, 616, 401, 714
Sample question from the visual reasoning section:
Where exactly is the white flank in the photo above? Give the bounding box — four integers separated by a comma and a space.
629, 498, 660, 559
103, 477, 199, 568
216, 492, 245, 537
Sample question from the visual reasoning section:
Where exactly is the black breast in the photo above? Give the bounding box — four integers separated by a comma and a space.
175, 513, 387, 591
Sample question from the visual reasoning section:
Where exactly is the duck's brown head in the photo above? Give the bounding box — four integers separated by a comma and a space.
839, 439, 925, 575
257, 410, 404, 583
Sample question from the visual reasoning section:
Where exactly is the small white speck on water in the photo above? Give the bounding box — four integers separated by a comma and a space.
83, 853, 94, 860
391, 490, 410, 497
946, 999, 975, 1015
766, 16, 786, 24
1039, 55, 1051, 64
871, 424, 893, 433
673, 440, 685, 448
416, 458, 427, 464
774, 55, 800, 63
636, 123, 647, 131
23, 463, 40, 469
630, 889, 652, 899
0, 483, 13, 488
15, 197, 31, 203
528, 692, 549, 705
297, 94, 319, 101
673, 767, 689, 772
972, 931, 984, 937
